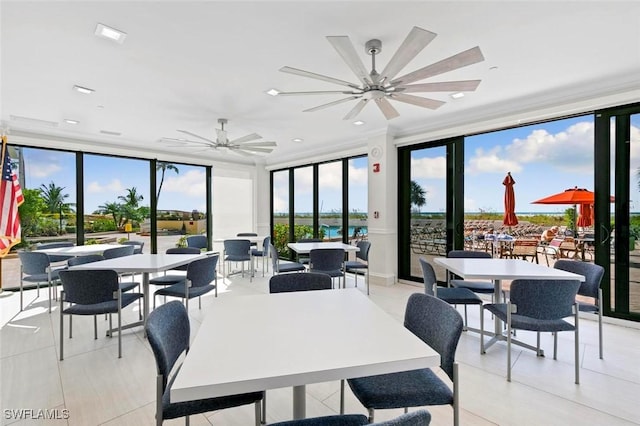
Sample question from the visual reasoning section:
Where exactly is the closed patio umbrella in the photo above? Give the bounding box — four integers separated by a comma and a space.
577, 203, 593, 228
503, 172, 518, 227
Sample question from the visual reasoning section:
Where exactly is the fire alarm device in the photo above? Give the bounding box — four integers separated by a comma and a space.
374, 211, 379, 219
373, 163, 380, 173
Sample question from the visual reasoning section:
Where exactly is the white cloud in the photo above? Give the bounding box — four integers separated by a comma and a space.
467, 146, 522, 175
25, 162, 61, 178
411, 156, 446, 179
86, 179, 125, 193
318, 162, 343, 190
161, 169, 205, 198
348, 160, 368, 186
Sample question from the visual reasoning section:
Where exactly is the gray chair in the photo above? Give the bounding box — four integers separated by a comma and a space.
237, 232, 259, 248
446, 250, 493, 296
344, 240, 371, 294
344, 293, 462, 425
269, 272, 332, 293
270, 410, 431, 425
18, 250, 61, 312
103, 245, 141, 295
309, 248, 345, 289
35, 241, 74, 263
296, 238, 323, 265
121, 240, 144, 254
419, 258, 483, 336
223, 239, 252, 280
154, 254, 219, 310
186, 235, 208, 250
149, 247, 201, 287
481, 278, 581, 383
554, 260, 605, 359
58, 269, 142, 360
269, 242, 306, 274
251, 236, 271, 276
145, 301, 264, 426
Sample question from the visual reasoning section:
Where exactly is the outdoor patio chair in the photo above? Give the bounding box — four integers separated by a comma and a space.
344, 240, 371, 294
269, 242, 306, 274
18, 250, 62, 313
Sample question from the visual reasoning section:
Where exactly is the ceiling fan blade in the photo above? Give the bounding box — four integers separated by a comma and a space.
229, 133, 262, 144
327, 36, 371, 86
343, 99, 368, 120
396, 79, 481, 93
303, 96, 360, 112
280, 66, 361, 90
375, 97, 400, 120
390, 93, 445, 109
236, 141, 277, 148
278, 90, 361, 96
390, 46, 485, 86
379, 26, 437, 82
176, 130, 217, 146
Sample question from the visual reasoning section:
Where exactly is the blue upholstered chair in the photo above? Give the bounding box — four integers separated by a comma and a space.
237, 232, 259, 249
18, 250, 61, 312
344, 240, 371, 294
103, 244, 136, 259
58, 269, 142, 360
344, 293, 462, 425
295, 238, 323, 265
251, 236, 271, 276
554, 260, 605, 359
270, 410, 431, 425
419, 258, 483, 337
481, 278, 581, 383
309, 248, 345, 289
223, 239, 252, 280
269, 243, 306, 274
145, 301, 264, 426
269, 272, 332, 293
34, 241, 74, 263
445, 250, 494, 296
149, 247, 201, 287
120, 240, 144, 254
154, 254, 218, 310
186, 235, 208, 250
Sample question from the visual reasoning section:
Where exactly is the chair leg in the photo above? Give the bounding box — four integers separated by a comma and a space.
94, 315, 98, 340
261, 393, 266, 424
598, 289, 604, 359
366, 268, 370, 295
453, 362, 460, 426
574, 303, 580, 385
117, 291, 122, 359
553, 332, 558, 360
367, 408, 375, 423
254, 400, 261, 426
339, 379, 345, 414
479, 304, 484, 354
59, 294, 64, 361
463, 305, 468, 330
507, 302, 512, 382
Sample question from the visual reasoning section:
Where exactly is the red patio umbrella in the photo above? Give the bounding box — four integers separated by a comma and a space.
532, 187, 614, 233
503, 172, 518, 227
576, 203, 593, 227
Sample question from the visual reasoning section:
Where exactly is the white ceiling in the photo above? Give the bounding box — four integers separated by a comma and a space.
2, 1, 639, 167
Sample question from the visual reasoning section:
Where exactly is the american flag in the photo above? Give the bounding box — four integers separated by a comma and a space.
0, 135, 24, 257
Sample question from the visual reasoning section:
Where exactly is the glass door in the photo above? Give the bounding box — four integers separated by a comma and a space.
596, 104, 640, 320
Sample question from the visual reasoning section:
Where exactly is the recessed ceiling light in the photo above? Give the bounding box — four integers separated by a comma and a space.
353, 120, 365, 126
95, 23, 127, 44
64, 119, 79, 125
73, 85, 94, 94
266, 88, 280, 96
100, 130, 121, 136
450, 92, 465, 99
292, 138, 303, 143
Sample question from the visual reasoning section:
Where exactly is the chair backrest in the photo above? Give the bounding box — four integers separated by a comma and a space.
553, 260, 604, 300
262, 236, 271, 251
447, 249, 492, 259
166, 247, 201, 255
103, 245, 135, 259
418, 257, 437, 297
404, 293, 463, 381
269, 242, 280, 272
371, 409, 432, 426
186, 254, 219, 288
509, 279, 581, 320
355, 240, 371, 262
145, 300, 190, 390
237, 232, 258, 237
269, 272, 332, 293
121, 240, 144, 254
309, 248, 344, 271
224, 239, 251, 260
186, 235, 208, 249
18, 251, 51, 275
59, 269, 120, 305
67, 254, 105, 267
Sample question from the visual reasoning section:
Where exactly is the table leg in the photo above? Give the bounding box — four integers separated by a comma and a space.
293, 385, 306, 420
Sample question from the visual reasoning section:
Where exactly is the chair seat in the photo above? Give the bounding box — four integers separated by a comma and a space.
344, 260, 367, 270
578, 303, 598, 313
278, 262, 306, 273
348, 368, 453, 409
163, 369, 263, 420
437, 287, 483, 305
63, 293, 142, 315
155, 283, 215, 299
251, 249, 266, 256
149, 275, 186, 285
225, 255, 251, 262
484, 303, 576, 332
272, 414, 369, 426
22, 270, 61, 282
310, 268, 343, 278
119, 281, 139, 293
449, 279, 494, 293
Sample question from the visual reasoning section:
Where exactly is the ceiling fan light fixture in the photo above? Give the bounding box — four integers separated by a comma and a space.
353, 120, 365, 126
95, 23, 127, 44
450, 92, 465, 99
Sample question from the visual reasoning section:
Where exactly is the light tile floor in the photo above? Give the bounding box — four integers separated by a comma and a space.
1, 269, 640, 426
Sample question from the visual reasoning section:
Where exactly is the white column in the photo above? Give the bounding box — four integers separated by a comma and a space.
255, 161, 271, 237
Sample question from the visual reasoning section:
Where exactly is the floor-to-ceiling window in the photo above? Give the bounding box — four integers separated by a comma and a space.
272, 169, 290, 257
318, 161, 342, 242
347, 156, 368, 243
293, 165, 314, 241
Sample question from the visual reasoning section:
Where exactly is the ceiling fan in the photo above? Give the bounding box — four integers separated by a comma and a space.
277, 26, 485, 120
161, 118, 276, 156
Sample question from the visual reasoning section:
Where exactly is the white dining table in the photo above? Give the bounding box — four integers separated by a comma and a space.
35, 243, 120, 256
68, 253, 207, 331
213, 236, 267, 244
433, 257, 585, 354
170, 289, 439, 420
287, 241, 360, 254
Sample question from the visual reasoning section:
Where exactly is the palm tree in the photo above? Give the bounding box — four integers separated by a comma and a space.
156, 162, 179, 205
118, 187, 143, 208
97, 201, 124, 229
39, 181, 71, 232
410, 180, 427, 213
